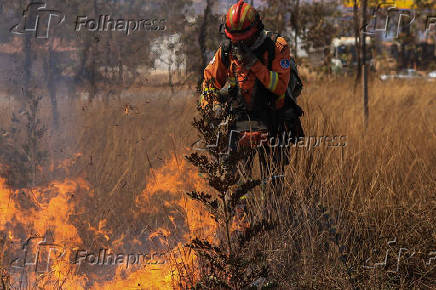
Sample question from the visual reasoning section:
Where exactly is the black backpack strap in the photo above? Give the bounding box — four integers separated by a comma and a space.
220, 39, 232, 69
265, 31, 279, 69
253, 32, 277, 70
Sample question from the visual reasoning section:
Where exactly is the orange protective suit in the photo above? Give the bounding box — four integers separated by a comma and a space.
202, 36, 291, 110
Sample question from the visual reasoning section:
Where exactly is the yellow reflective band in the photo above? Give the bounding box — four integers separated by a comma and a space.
268, 71, 273, 89
272, 74, 279, 92
238, 5, 251, 30
269, 71, 279, 92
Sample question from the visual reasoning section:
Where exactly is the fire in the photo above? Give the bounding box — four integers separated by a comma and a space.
88, 219, 111, 242
1, 152, 218, 289
0, 178, 87, 243
96, 156, 217, 289
94, 261, 174, 290
0, 177, 16, 231
0, 175, 89, 289
136, 156, 217, 241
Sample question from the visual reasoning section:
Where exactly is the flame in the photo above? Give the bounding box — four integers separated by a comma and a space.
97, 156, 216, 289
0, 177, 16, 230
0, 175, 89, 289
0, 177, 86, 242
88, 219, 111, 242
1, 152, 219, 289
136, 156, 216, 240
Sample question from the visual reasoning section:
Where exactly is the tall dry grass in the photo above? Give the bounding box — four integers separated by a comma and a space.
57, 89, 198, 249
0, 78, 434, 288
245, 78, 435, 288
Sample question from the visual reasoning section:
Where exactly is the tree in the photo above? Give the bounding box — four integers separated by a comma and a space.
261, 0, 288, 35
197, 0, 216, 90
299, 1, 341, 52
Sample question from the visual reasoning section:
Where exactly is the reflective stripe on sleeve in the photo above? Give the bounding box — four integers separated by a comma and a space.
268, 71, 279, 92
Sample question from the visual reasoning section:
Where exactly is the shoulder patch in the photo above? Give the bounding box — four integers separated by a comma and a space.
280, 59, 290, 69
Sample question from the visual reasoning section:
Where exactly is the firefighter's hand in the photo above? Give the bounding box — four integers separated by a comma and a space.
235, 50, 258, 70
213, 103, 222, 118
242, 51, 258, 70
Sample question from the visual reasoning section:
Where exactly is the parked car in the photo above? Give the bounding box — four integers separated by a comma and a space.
380, 69, 423, 81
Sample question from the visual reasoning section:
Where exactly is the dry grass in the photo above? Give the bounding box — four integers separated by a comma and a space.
0, 78, 434, 288
246, 78, 435, 289
52, 89, 198, 250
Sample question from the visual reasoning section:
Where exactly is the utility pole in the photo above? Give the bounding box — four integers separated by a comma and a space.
362, 0, 369, 129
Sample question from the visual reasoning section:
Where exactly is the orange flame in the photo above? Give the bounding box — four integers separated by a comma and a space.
1, 152, 219, 289
97, 156, 216, 289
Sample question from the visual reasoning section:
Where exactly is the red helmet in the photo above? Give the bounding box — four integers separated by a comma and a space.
225, 0, 260, 42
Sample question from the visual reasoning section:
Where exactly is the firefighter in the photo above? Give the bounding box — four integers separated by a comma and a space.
201, 0, 304, 185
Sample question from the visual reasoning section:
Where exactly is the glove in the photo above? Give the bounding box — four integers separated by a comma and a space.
233, 47, 258, 70
240, 51, 258, 70
212, 103, 222, 118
